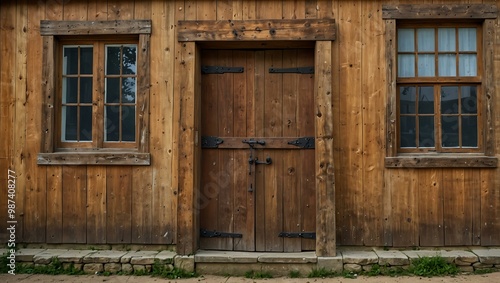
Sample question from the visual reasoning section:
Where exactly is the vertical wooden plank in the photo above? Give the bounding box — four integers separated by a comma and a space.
443, 169, 472, 246
317, 0, 333, 19
87, 0, 108, 20
418, 169, 444, 246
361, 0, 385, 247
481, 169, 500, 245
197, 0, 216, 20
232, 50, 254, 251
62, 166, 87, 243
107, 0, 134, 20
298, 49, 316, 251
391, 169, 418, 247
177, 41, 198, 255
468, 169, 482, 246
263, 50, 284, 252
337, 0, 363, 246
255, 0, 282, 19
305, 0, 317, 19
150, 0, 176, 245
216, 0, 232, 20
0, 2, 17, 243
283, 0, 306, 19
281, 50, 301, 252
24, 0, 46, 243
315, 41, 335, 256
254, 50, 266, 251
86, 167, 106, 243
44, 0, 63, 245
216, 50, 235, 250
106, 166, 132, 244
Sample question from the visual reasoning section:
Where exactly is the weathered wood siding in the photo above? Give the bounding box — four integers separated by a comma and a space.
0, 0, 499, 247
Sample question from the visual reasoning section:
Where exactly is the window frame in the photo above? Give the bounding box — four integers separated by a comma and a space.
38, 20, 151, 165
383, 4, 497, 168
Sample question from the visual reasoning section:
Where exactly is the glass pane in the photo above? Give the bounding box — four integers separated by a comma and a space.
400, 86, 416, 114
63, 77, 78, 103
438, 28, 456, 52
418, 86, 434, 114
442, 116, 459, 147
438, 54, 456, 76
62, 106, 77, 141
419, 116, 435, 148
122, 106, 136, 141
459, 54, 477, 76
122, 77, 136, 103
462, 116, 478, 147
80, 47, 93, 74
105, 106, 120, 141
461, 86, 477, 114
459, 28, 476, 51
418, 54, 435, 77
80, 77, 92, 103
441, 86, 459, 114
417, 28, 434, 52
398, 29, 415, 52
63, 47, 78, 75
106, 78, 120, 103
106, 46, 121, 75
400, 116, 416, 148
80, 106, 92, 141
398, 54, 415, 77
122, 45, 137, 75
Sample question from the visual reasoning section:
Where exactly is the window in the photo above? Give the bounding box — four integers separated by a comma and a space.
58, 40, 138, 148
38, 20, 151, 165
383, 5, 497, 168
397, 24, 481, 153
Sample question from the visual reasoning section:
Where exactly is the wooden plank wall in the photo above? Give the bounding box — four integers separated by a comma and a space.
0, 0, 499, 247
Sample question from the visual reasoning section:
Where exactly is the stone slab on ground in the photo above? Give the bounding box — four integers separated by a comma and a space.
402, 250, 477, 264
33, 249, 69, 264
373, 250, 409, 266
175, 255, 195, 272
15, 249, 46, 262
83, 250, 128, 263
195, 250, 262, 263
58, 250, 96, 263
471, 248, 500, 265
341, 250, 378, 265
258, 252, 317, 263
317, 256, 344, 273
155, 250, 176, 263
121, 251, 159, 264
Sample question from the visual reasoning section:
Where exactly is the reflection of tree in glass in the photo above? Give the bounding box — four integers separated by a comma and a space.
122, 46, 137, 103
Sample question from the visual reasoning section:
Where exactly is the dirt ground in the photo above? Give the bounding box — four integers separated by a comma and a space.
1, 273, 500, 283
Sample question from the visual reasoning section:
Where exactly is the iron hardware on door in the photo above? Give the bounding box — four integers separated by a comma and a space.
278, 232, 316, 239
288, 137, 315, 149
202, 66, 244, 74
243, 139, 271, 192
201, 136, 223, 148
269, 67, 314, 74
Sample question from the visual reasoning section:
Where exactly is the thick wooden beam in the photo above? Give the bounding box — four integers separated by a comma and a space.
382, 4, 497, 19
314, 41, 336, 257
37, 152, 151, 165
176, 42, 199, 255
177, 19, 336, 42
40, 20, 152, 35
385, 156, 498, 168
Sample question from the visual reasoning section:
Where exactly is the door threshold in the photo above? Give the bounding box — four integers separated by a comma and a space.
195, 250, 317, 264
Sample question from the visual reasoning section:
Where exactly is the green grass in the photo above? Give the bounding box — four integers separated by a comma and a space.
307, 267, 336, 278
151, 260, 197, 279
289, 270, 301, 278
244, 270, 273, 279
15, 258, 84, 275
409, 256, 459, 277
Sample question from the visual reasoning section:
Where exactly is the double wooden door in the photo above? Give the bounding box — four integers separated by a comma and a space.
199, 49, 315, 252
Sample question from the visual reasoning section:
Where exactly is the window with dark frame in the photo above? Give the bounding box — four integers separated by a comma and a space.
383, 4, 497, 168
37, 20, 151, 165
57, 39, 139, 149
396, 23, 482, 153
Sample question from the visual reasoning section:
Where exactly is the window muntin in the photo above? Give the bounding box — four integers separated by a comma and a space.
396, 23, 482, 153
57, 39, 139, 149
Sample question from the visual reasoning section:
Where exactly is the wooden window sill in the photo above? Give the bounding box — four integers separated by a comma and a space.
385, 154, 498, 168
37, 152, 151, 166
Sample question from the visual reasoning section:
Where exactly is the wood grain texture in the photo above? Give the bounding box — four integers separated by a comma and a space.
106, 166, 132, 244
62, 166, 87, 243
382, 4, 497, 19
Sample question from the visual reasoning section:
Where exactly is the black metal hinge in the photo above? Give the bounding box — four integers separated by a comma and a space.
278, 232, 316, 239
200, 229, 243, 238
288, 137, 315, 149
269, 67, 314, 74
201, 136, 223, 148
202, 66, 244, 74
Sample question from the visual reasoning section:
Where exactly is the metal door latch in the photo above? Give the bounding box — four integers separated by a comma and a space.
254, 157, 272, 165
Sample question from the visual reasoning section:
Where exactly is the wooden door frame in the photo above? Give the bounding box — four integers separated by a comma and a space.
176, 19, 336, 257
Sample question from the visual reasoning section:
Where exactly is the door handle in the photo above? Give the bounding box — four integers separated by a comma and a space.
254, 157, 272, 165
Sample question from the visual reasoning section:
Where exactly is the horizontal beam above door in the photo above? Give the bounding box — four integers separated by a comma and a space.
177, 19, 336, 42
201, 137, 315, 149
